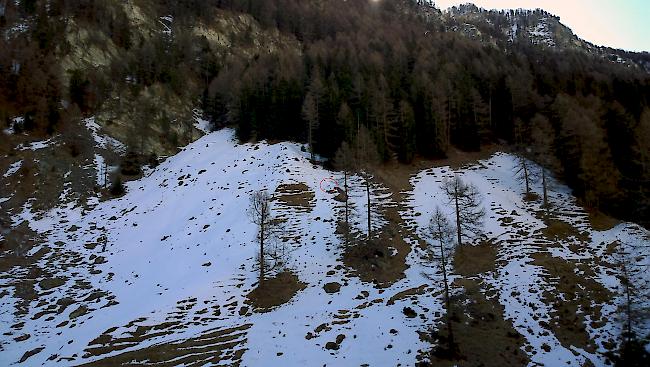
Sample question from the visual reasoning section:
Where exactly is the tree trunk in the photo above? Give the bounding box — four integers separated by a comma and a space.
623, 267, 632, 343
308, 120, 314, 161
344, 171, 349, 244
259, 218, 266, 286
454, 190, 462, 246
366, 178, 371, 240
489, 89, 493, 129
542, 168, 548, 207
626, 279, 632, 342
523, 160, 530, 195
438, 223, 454, 349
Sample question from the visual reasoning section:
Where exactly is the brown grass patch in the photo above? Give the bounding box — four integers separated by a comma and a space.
371, 145, 504, 195
422, 278, 529, 367
453, 241, 497, 277
387, 285, 430, 305
587, 210, 620, 232
531, 252, 612, 353
246, 271, 305, 312
274, 183, 315, 212
342, 236, 407, 287
80, 324, 251, 366
541, 219, 590, 242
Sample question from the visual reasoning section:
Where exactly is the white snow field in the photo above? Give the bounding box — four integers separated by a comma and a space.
0, 129, 648, 366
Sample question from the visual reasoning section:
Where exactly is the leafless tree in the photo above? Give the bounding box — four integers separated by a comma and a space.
442, 175, 485, 246
333, 141, 356, 244
302, 69, 324, 161
612, 243, 650, 364
531, 113, 559, 208
428, 207, 456, 351
248, 190, 286, 285
302, 92, 318, 161
334, 125, 380, 241
354, 126, 381, 240
514, 154, 536, 199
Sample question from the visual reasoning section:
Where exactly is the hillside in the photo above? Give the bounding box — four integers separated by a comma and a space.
443, 3, 650, 71
1, 0, 649, 229
1, 127, 649, 366
1, 1, 650, 366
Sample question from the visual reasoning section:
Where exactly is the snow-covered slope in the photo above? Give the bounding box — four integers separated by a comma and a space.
1, 129, 648, 366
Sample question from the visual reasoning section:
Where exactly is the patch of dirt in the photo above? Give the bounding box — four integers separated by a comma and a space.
274, 182, 315, 212
371, 145, 505, 194
342, 233, 408, 287
387, 284, 430, 305
39, 277, 67, 290
540, 218, 590, 242
18, 347, 45, 364
523, 192, 539, 202
453, 241, 498, 277
531, 252, 612, 353
587, 210, 620, 232
421, 278, 529, 367
80, 324, 251, 366
246, 271, 306, 311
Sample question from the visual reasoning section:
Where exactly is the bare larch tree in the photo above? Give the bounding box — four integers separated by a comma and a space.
428, 206, 457, 352
334, 125, 380, 241
531, 113, 559, 208
333, 141, 356, 244
302, 69, 324, 161
442, 175, 485, 246
613, 244, 650, 365
515, 154, 535, 198
248, 189, 286, 285
355, 126, 380, 240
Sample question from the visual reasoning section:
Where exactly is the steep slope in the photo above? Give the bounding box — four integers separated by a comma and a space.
2, 0, 649, 230
1, 129, 648, 366
442, 3, 650, 71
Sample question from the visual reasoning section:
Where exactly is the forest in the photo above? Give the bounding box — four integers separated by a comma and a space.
0, 0, 649, 226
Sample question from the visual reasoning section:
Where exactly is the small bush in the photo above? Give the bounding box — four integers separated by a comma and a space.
110, 175, 125, 196
120, 152, 141, 176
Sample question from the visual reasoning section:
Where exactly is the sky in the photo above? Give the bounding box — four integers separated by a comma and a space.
433, 0, 650, 52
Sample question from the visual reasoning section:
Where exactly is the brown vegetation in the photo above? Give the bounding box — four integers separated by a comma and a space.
246, 271, 305, 312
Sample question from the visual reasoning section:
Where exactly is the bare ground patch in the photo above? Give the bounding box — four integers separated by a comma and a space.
342, 236, 407, 287
245, 271, 306, 312
587, 210, 621, 232
80, 324, 251, 367
372, 146, 505, 195
419, 278, 529, 367
453, 240, 498, 277
540, 218, 591, 242
531, 252, 613, 353
274, 182, 315, 212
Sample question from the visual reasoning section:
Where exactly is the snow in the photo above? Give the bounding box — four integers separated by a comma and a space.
529, 18, 555, 47
83, 117, 126, 154
0, 130, 648, 366
401, 153, 649, 366
193, 109, 212, 133
3, 160, 22, 178
16, 136, 58, 151
0, 129, 443, 366
4, 22, 28, 40
3, 117, 24, 135
159, 15, 173, 35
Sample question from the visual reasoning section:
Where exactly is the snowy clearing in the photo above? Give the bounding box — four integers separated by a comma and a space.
0, 129, 647, 366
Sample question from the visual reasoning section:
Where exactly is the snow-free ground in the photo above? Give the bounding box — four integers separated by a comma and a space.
1, 129, 648, 366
